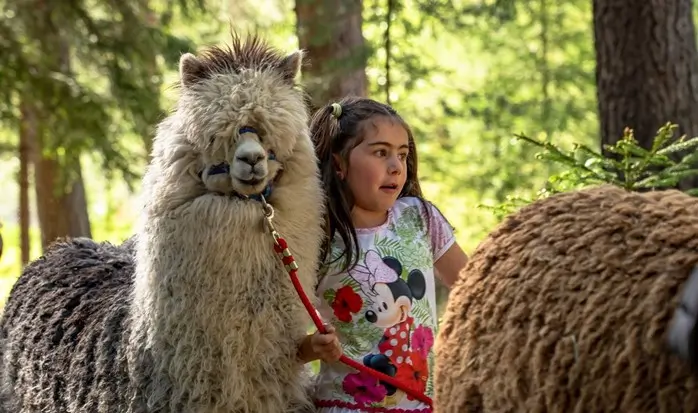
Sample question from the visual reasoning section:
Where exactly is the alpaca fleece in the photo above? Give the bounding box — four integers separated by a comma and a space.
0, 238, 135, 412
435, 185, 698, 413
0, 34, 324, 413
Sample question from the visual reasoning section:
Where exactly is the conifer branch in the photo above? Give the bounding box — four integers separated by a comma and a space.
481, 122, 698, 220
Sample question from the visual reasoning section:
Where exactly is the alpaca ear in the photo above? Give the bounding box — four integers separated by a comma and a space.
279, 50, 304, 83
179, 52, 206, 88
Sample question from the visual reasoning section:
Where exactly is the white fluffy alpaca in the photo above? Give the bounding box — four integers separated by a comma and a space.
0, 33, 323, 413
127, 34, 324, 412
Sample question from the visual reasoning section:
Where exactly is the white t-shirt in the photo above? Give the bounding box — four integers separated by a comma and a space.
312, 197, 456, 412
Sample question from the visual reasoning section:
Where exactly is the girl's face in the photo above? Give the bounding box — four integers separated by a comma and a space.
336, 117, 409, 228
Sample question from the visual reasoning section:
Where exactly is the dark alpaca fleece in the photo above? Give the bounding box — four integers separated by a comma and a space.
435, 185, 698, 413
0, 237, 136, 412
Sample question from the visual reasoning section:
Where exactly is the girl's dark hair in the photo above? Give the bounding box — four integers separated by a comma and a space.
310, 96, 432, 275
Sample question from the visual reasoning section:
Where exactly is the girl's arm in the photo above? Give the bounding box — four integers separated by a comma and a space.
423, 200, 469, 289
435, 242, 468, 289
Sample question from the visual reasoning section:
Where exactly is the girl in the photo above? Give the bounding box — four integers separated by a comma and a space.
298, 96, 468, 412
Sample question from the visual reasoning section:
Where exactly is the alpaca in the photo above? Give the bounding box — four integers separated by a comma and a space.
434, 185, 698, 412
0, 34, 325, 413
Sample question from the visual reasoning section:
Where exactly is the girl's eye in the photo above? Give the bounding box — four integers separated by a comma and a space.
398, 153, 408, 161
375, 149, 387, 157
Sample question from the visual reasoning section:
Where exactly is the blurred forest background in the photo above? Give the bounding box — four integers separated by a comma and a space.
2, 0, 698, 309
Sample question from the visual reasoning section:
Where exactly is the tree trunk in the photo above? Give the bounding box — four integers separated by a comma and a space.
294, 0, 368, 109
593, 0, 698, 189
29, 0, 92, 251
33, 154, 71, 250
18, 100, 34, 264
65, 167, 92, 238
32, 154, 92, 251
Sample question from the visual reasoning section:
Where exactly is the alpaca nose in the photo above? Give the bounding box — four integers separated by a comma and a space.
236, 152, 265, 166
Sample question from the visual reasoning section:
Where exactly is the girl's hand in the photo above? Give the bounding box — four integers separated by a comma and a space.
299, 324, 343, 363
311, 325, 343, 362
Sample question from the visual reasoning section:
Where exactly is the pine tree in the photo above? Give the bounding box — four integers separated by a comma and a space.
486, 123, 698, 219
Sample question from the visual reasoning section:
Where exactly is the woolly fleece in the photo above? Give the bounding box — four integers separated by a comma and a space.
0, 34, 324, 413
435, 185, 698, 412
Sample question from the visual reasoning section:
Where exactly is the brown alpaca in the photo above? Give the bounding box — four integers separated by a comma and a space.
435, 185, 698, 412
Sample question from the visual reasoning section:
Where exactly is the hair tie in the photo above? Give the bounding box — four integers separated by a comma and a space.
330, 103, 342, 119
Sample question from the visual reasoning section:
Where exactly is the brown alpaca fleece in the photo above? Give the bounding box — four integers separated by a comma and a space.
435, 184, 698, 413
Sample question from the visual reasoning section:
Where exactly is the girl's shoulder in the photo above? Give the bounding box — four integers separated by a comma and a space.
392, 196, 455, 243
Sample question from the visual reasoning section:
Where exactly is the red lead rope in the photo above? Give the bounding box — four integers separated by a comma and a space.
261, 202, 433, 409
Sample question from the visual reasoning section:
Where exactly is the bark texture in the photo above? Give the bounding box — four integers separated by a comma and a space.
593, 0, 698, 189
295, 0, 368, 109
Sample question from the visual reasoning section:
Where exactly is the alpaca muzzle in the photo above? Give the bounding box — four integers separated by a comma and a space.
233, 137, 268, 180
199, 126, 279, 201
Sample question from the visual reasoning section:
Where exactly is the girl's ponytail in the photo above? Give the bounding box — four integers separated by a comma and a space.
310, 102, 342, 165
310, 102, 355, 273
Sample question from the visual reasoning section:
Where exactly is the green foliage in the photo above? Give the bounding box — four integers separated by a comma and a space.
484, 123, 698, 219
4, 0, 695, 298
0, 0, 212, 186
358, 0, 599, 251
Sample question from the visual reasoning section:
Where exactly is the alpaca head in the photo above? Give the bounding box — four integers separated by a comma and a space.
138, 32, 324, 272
173, 34, 307, 198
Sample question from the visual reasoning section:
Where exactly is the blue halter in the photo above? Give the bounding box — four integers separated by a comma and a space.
201, 126, 276, 202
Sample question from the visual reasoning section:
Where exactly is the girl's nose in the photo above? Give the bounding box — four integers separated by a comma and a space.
387, 157, 403, 175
